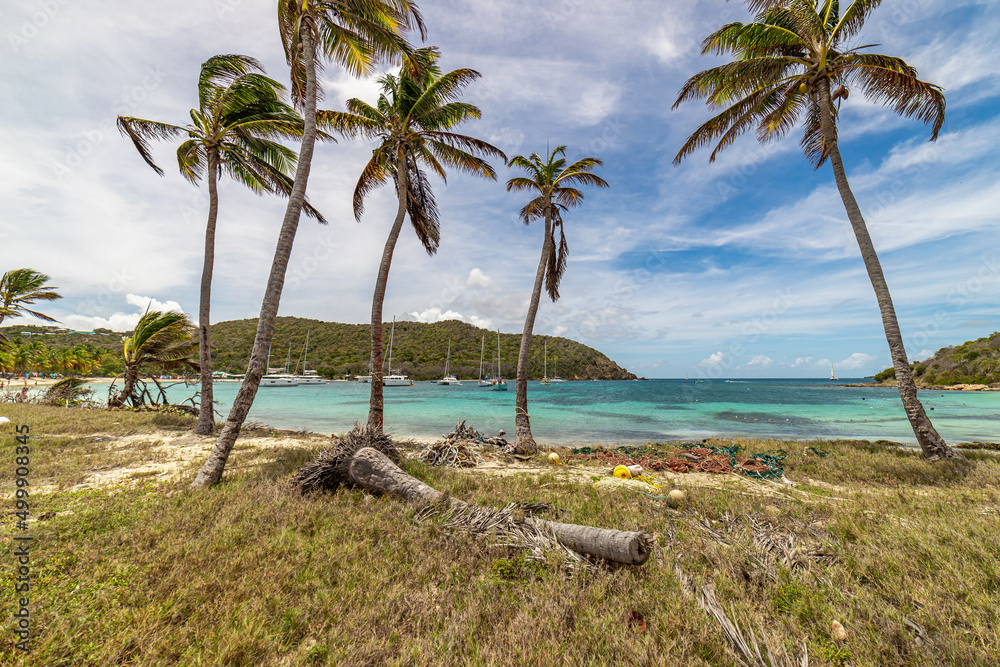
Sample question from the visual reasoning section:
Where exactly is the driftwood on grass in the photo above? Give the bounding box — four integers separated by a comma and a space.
348, 447, 654, 566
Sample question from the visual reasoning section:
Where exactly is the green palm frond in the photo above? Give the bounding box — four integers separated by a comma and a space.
123, 310, 199, 373
0, 269, 62, 325
119, 53, 326, 218
116, 117, 187, 176
674, 0, 947, 166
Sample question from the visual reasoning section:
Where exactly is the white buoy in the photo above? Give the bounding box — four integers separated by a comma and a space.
668, 489, 687, 503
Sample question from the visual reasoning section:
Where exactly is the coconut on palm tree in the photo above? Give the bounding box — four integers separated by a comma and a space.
506, 146, 608, 454
324, 46, 505, 432
118, 54, 327, 436
192, 0, 425, 488
672, 0, 956, 460
109, 310, 199, 409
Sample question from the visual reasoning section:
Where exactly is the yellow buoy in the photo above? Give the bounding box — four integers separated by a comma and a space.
613, 465, 632, 480
547, 452, 560, 464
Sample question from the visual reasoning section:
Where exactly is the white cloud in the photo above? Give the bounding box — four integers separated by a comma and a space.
745, 355, 773, 368
55, 293, 186, 332
912, 349, 935, 362
698, 351, 727, 367
836, 353, 877, 370
466, 268, 493, 289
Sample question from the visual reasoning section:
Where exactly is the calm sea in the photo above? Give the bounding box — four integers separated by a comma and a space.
150, 378, 999, 445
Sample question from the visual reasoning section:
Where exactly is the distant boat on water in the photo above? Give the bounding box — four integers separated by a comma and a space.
261, 342, 299, 387
830, 365, 838, 381
540, 340, 551, 385
492, 329, 508, 391
382, 317, 412, 386
291, 330, 326, 385
437, 340, 461, 385
478, 335, 492, 387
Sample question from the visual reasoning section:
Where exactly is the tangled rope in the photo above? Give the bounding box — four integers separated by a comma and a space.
568, 442, 787, 480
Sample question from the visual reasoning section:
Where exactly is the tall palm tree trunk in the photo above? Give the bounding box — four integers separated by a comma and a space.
367, 151, 409, 433
817, 80, 958, 460
191, 27, 321, 488
195, 150, 220, 435
514, 212, 552, 455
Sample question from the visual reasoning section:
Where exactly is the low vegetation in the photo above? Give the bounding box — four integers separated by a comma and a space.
876, 331, 1000, 387
2, 405, 997, 665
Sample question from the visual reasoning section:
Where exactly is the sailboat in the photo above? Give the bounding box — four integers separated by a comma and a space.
551, 353, 566, 382
292, 329, 326, 385
261, 342, 298, 386
830, 364, 838, 381
478, 335, 492, 387
382, 317, 413, 386
437, 340, 461, 385
491, 329, 508, 391
539, 340, 551, 385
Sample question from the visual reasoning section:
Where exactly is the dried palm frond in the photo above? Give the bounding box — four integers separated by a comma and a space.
677, 567, 809, 667
292, 422, 400, 493
418, 501, 593, 571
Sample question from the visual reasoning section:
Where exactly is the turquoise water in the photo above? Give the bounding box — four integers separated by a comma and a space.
152, 379, 999, 445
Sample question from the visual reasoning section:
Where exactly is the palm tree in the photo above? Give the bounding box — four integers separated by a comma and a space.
118, 54, 327, 436
672, 0, 956, 460
109, 311, 199, 409
506, 146, 608, 453
325, 47, 505, 432
192, 0, 424, 488
0, 269, 62, 341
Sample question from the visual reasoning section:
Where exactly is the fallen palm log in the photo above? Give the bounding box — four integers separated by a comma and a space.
348, 447, 654, 566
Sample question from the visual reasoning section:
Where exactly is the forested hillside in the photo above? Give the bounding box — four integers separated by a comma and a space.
875, 331, 1000, 386
209, 317, 637, 381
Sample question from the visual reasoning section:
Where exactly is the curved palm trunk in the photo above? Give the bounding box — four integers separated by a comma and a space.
367, 150, 409, 433
191, 27, 321, 488
817, 80, 958, 460
514, 211, 553, 454
195, 150, 220, 435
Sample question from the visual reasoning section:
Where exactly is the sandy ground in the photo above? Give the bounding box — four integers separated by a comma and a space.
35, 426, 846, 505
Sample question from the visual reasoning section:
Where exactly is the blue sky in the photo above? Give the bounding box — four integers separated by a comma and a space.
2, 0, 998, 379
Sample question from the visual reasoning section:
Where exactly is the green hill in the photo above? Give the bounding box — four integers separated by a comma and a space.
875, 331, 1000, 386
209, 317, 637, 381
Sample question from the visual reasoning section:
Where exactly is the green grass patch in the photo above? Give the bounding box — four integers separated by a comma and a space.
1, 405, 998, 665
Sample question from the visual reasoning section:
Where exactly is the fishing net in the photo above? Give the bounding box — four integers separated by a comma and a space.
568, 442, 787, 480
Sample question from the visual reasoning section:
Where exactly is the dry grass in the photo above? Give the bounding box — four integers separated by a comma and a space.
1, 405, 998, 665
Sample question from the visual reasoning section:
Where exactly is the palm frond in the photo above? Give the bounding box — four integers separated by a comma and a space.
116, 117, 187, 176
844, 53, 946, 138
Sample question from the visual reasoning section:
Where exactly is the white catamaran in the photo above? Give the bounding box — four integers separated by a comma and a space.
292, 330, 326, 385
437, 340, 461, 385
261, 342, 299, 387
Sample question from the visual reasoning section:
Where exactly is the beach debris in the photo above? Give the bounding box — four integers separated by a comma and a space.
417, 501, 592, 571
291, 422, 401, 493
569, 442, 787, 481
831, 620, 848, 642
780, 475, 798, 488
613, 465, 633, 480
345, 447, 654, 566
593, 476, 662, 495
547, 452, 561, 464
668, 489, 687, 504
417, 440, 485, 468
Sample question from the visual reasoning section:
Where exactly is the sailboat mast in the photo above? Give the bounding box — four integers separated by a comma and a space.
304, 329, 310, 371
387, 317, 396, 375
479, 335, 485, 379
